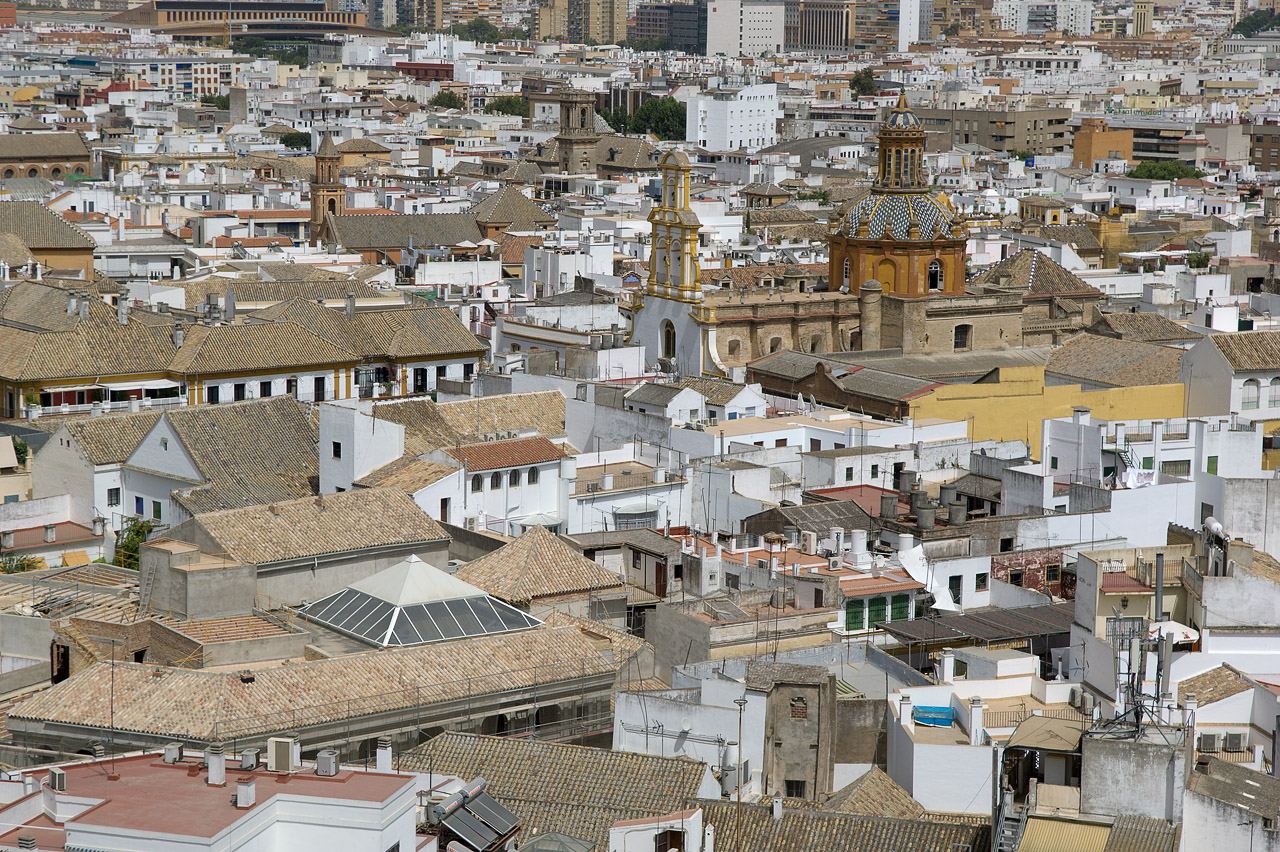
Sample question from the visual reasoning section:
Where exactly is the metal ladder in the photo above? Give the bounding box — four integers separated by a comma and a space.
994, 802, 1027, 852
135, 560, 157, 617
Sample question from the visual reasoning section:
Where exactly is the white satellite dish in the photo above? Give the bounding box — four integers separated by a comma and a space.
681, 718, 692, 732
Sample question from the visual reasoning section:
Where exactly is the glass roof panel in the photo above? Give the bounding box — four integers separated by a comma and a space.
445, 598, 484, 636
468, 597, 506, 633
425, 601, 464, 639
404, 604, 443, 643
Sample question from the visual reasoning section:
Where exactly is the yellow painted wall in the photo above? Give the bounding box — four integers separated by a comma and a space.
909, 365, 1185, 455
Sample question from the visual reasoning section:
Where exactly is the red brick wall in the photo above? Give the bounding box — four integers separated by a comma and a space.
990, 547, 1072, 600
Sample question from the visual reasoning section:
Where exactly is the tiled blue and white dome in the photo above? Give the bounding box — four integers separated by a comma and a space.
843, 191, 955, 241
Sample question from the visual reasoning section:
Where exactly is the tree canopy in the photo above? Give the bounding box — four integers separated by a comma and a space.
849, 69, 878, 96
1233, 9, 1278, 36
280, 131, 312, 150
1127, 160, 1205, 181
200, 93, 230, 110
628, 97, 686, 140
484, 95, 529, 117
451, 16, 501, 42
428, 89, 466, 110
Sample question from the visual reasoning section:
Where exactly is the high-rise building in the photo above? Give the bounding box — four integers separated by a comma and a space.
669, 0, 709, 51
686, 83, 778, 151
706, 0, 784, 55
783, 0, 856, 54
534, 0, 626, 42
1132, 0, 1151, 35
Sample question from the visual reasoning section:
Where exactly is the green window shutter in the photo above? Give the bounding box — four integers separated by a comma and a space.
1142, 457, 1153, 470
1207, 455, 1218, 475
845, 600, 863, 631
891, 594, 910, 621
869, 596, 887, 627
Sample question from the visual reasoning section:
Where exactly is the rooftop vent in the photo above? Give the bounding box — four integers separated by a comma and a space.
163, 742, 183, 764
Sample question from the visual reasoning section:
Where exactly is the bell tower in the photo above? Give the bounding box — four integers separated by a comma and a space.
555, 88, 600, 176
310, 134, 344, 245
645, 152, 701, 303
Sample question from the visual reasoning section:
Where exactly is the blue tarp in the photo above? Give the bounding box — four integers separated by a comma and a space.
913, 705, 955, 727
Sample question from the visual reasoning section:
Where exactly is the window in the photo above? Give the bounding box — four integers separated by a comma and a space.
814, 587, 824, 608
107, 488, 121, 507
1050, 456, 1058, 470
845, 467, 854, 482
1000, 537, 1014, 552
1046, 565, 1060, 582
207, 385, 220, 404
654, 829, 684, 852
1142, 456, 1153, 470
870, 464, 879, 479
928, 259, 942, 290
528, 466, 540, 484
975, 572, 988, 591
790, 697, 808, 719
490, 471, 502, 489
1243, 378, 1261, 410
954, 324, 972, 350
1270, 377, 1280, 408
233, 383, 246, 401
890, 593, 910, 621
784, 780, 806, 798
471, 474, 482, 492
948, 575, 963, 607
661, 320, 676, 359
152, 500, 162, 520
1161, 459, 1190, 477
135, 496, 144, 515
1009, 568, 1025, 587
314, 376, 326, 402
868, 596, 887, 627
509, 469, 521, 487
331, 441, 342, 459
1207, 455, 1218, 475
260, 381, 273, 397
845, 600, 864, 630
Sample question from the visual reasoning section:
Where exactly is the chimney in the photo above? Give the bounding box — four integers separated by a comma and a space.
345, 291, 355, 319
916, 506, 935, 531
79, 292, 89, 321
948, 501, 967, 525
33, 262, 41, 282
17, 836, 35, 850
601, 473, 614, 490
771, 792, 783, 820
880, 493, 898, 519
207, 743, 226, 786
234, 776, 256, 808
225, 290, 236, 321
940, 647, 956, 683
1183, 693, 1198, 728
92, 517, 104, 536
43, 524, 55, 543
969, 698, 985, 746
172, 322, 185, 347
900, 695, 914, 734
117, 298, 129, 326
910, 489, 928, 514
939, 482, 958, 506
375, 736, 392, 772
66, 291, 77, 314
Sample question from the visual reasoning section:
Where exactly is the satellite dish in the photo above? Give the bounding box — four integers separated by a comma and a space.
681, 718, 692, 732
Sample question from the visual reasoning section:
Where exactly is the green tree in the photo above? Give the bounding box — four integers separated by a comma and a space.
280, 131, 312, 150
629, 97, 686, 140
11, 437, 27, 466
200, 93, 230, 110
849, 69, 878, 96
0, 554, 39, 575
597, 106, 629, 134
1010, 149, 1035, 160
113, 518, 160, 571
1127, 160, 1205, 181
942, 22, 960, 36
623, 36, 671, 51
428, 89, 466, 110
1186, 251, 1211, 269
452, 16, 501, 42
484, 95, 530, 117
1233, 9, 1278, 36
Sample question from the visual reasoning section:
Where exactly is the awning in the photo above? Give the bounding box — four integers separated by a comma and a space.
1018, 817, 1110, 852
1150, 620, 1199, 643
613, 499, 660, 516
98, 379, 181, 392
516, 512, 563, 527
899, 544, 960, 612
1006, 715, 1086, 752
61, 550, 90, 567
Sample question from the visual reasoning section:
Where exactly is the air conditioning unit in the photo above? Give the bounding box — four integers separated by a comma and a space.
586, 483, 600, 492
828, 556, 841, 571
47, 767, 66, 792
241, 749, 260, 770
1068, 687, 1081, 709
799, 530, 818, 554
464, 516, 479, 532
1224, 732, 1246, 752
267, 736, 295, 773
708, 414, 718, 426
1197, 733, 1219, 753
315, 749, 338, 777
163, 742, 183, 764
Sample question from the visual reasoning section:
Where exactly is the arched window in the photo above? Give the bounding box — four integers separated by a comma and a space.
73, 166, 84, 175
954, 324, 972, 351
328, 198, 336, 214
727, 339, 741, 358
490, 471, 502, 489
842, 258, 850, 289
2, 170, 12, 179
471, 474, 483, 492
769, 336, 783, 353
810, 335, 822, 353
661, 321, 675, 359
928, 259, 942, 290
26, 168, 37, 178
1270, 377, 1280, 408
1243, 378, 1261, 410
528, 466, 540, 484
509, 469, 521, 487
50, 168, 60, 179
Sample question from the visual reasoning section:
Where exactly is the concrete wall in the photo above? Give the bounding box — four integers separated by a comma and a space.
1182, 788, 1280, 852
651, 604, 711, 679
1079, 734, 1189, 821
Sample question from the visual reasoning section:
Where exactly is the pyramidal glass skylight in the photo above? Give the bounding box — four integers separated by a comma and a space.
299, 555, 541, 647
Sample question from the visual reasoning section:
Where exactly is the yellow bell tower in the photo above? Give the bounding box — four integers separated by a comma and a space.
646, 151, 702, 304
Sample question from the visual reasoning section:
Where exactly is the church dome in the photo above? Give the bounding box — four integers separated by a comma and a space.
843, 191, 956, 241
884, 97, 922, 130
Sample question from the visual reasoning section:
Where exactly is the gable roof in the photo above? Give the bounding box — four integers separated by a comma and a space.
158, 396, 320, 515
371, 391, 568, 456
820, 768, 924, 820
1091, 311, 1202, 344
1179, 663, 1255, 706
671, 376, 755, 406
186, 487, 447, 565
167, 321, 360, 374
61, 411, 163, 465
1209, 331, 1280, 372
326, 211, 483, 251
969, 248, 1101, 298
445, 436, 566, 472
0, 201, 94, 250
453, 526, 623, 605
399, 732, 713, 849
1045, 334, 1183, 387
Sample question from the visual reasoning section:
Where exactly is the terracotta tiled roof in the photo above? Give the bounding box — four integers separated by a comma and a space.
352, 457, 459, 492
445, 436, 566, 472
168, 321, 360, 374
185, 486, 446, 566
175, 277, 384, 310
371, 391, 567, 456
8, 624, 624, 742
62, 411, 163, 465
0, 200, 94, 250
670, 376, 751, 406
819, 768, 924, 820
468, 185, 555, 230
1090, 311, 1202, 343
453, 526, 623, 605
1209, 331, 1280, 372
0, 317, 175, 382
969, 248, 1101, 298
1179, 663, 1254, 707
399, 732, 712, 849
0, 132, 91, 163
1045, 333, 1183, 387
497, 233, 543, 263
326, 211, 483, 250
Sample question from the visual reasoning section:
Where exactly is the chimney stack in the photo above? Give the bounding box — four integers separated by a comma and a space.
948, 500, 968, 526
969, 698, 985, 746
345, 291, 355, 319
375, 736, 392, 772
940, 648, 956, 683
880, 493, 898, 519
771, 792, 783, 820
224, 290, 236, 321
916, 506, 935, 531
172, 322, 185, 347
66, 290, 77, 314
78, 292, 89, 321
234, 776, 256, 808
117, 298, 129, 326
207, 743, 226, 786
43, 524, 55, 543
900, 695, 914, 734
